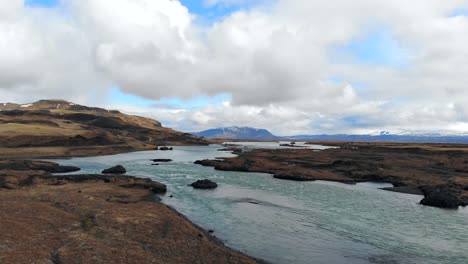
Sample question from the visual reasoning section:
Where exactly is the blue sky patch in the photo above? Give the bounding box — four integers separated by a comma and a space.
151, 94, 231, 109
339, 115, 375, 128
449, 8, 468, 17
333, 27, 410, 68
24, 0, 58, 8
180, 0, 271, 25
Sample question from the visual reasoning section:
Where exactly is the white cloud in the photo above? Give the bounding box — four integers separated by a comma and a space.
1, 0, 468, 134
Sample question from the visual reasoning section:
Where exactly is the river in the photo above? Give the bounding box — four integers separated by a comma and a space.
51, 144, 468, 264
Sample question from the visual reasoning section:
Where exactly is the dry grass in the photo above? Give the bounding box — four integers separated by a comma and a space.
0, 123, 82, 137
0, 168, 257, 264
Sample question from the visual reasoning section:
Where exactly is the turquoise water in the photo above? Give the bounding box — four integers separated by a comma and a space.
51, 145, 468, 264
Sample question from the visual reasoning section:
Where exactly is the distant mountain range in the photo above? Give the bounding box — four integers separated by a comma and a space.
192, 127, 281, 140
287, 134, 468, 143
193, 127, 468, 143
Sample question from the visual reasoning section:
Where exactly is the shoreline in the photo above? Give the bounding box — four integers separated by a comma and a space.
0, 159, 262, 263
195, 142, 468, 209
160, 203, 271, 264
0, 141, 210, 160
3, 141, 468, 262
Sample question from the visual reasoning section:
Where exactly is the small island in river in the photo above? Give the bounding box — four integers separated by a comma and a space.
196, 141, 468, 209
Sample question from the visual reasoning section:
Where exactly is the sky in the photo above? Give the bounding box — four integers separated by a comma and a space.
1, 0, 468, 135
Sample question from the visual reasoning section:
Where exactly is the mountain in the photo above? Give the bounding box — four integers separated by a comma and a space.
287, 132, 468, 143
193, 126, 468, 143
0, 99, 206, 158
193, 126, 281, 140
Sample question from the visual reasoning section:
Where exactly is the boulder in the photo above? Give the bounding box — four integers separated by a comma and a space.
158, 146, 173, 151
102, 165, 126, 174
189, 179, 218, 189
151, 159, 172, 162
279, 144, 300, 148
419, 185, 461, 209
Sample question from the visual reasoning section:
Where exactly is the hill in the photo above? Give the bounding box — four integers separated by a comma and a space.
0, 100, 207, 158
193, 127, 281, 140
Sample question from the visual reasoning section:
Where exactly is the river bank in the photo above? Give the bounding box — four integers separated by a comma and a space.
195, 142, 468, 209
0, 159, 260, 263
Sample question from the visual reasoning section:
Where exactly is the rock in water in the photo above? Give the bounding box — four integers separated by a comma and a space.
419, 185, 461, 209
158, 146, 173, 151
151, 159, 173, 162
189, 179, 218, 189
102, 165, 126, 174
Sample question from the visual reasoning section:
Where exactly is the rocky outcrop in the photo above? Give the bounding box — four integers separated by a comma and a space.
273, 174, 315, 181
158, 146, 173, 151
0, 159, 258, 264
189, 179, 218, 189
151, 159, 172, 162
0, 160, 80, 173
193, 144, 468, 209
119, 180, 167, 194
40, 174, 167, 194
194, 159, 251, 172
419, 185, 463, 209
279, 144, 301, 147
102, 165, 126, 174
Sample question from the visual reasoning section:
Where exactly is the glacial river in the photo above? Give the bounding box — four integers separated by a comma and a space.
52, 145, 468, 264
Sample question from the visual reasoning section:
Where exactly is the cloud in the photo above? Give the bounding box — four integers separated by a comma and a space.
1, 0, 468, 134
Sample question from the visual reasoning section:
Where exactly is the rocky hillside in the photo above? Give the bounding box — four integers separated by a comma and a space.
0, 100, 206, 157
193, 126, 281, 140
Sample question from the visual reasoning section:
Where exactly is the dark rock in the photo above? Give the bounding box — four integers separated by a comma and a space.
419, 185, 462, 209
217, 148, 232, 151
102, 165, 126, 174
151, 159, 172, 162
0, 160, 80, 173
49, 165, 81, 173
273, 174, 315, 181
158, 146, 173, 151
189, 179, 218, 189
208, 230, 214, 233
279, 144, 301, 147
119, 181, 167, 194
194, 160, 208, 165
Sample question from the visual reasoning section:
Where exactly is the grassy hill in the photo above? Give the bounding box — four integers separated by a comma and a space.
0, 100, 207, 158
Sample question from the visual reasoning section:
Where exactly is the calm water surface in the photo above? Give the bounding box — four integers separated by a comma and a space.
51, 145, 468, 264
223, 141, 335, 150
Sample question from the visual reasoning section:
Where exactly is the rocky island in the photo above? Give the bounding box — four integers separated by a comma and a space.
195, 141, 468, 209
